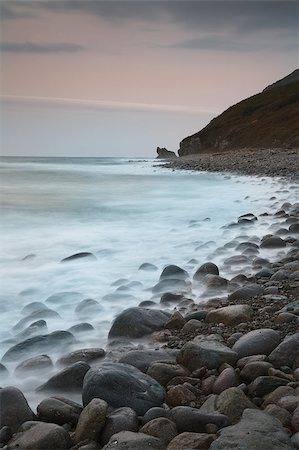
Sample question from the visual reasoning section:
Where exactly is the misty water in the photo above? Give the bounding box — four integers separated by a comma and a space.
0, 157, 297, 406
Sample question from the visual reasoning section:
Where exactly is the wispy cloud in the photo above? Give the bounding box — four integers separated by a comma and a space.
1, 94, 219, 115
0, 41, 85, 53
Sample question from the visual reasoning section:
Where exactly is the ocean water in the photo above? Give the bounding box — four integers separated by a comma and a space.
0, 156, 297, 404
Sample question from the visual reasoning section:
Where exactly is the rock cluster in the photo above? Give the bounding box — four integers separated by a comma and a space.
1, 199, 299, 449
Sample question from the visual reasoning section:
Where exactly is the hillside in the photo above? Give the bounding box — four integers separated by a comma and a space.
178, 70, 299, 157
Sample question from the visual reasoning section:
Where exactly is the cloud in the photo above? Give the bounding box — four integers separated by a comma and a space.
0, 94, 219, 115
3, 0, 296, 34
170, 32, 298, 52
0, 41, 85, 53
0, 3, 35, 20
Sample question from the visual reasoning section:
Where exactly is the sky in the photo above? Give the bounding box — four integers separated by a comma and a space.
0, 0, 298, 157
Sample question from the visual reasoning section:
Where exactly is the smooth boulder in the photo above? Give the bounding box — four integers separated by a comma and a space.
7, 422, 72, 450
82, 362, 165, 415
232, 329, 281, 358
108, 307, 170, 339
0, 387, 36, 433
102, 431, 165, 450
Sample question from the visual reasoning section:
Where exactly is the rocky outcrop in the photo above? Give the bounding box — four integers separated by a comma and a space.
178, 70, 299, 156
156, 147, 177, 159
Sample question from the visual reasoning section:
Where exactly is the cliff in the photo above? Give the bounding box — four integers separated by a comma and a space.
178, 70, 299, 157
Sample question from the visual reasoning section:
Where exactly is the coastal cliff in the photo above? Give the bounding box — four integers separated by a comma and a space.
178, 69, 299, 156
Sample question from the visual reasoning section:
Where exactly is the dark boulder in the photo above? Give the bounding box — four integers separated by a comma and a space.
7, 422, 72, 450
37, 397, 82, 426
0, 387, 36, 433
100, 407, 138, 445
60, 252, 97, 263
167, 406, 230, 433
57, 348, 105, 366
193, 262, 219, 280
37, 361, 90, 392
119, 350, 176, 373
159, 265, 189, 281
108, 307, 170, 339
2, 331, 75, 362
82, 362, 165, 415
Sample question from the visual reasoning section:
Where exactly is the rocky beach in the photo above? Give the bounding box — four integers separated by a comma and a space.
1, 156, 299, 450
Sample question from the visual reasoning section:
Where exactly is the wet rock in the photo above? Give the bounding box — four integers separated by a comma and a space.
0, 387, 36, 433
75, 398, 108, 443
147, 362, 189, 386
13, 309, 60, 332
160, 292, 184, 305
82, 362, 165, 415
216, 387, 257, 424
61, 252, 97, 263
204, 275, 228, 290
224, 255, 249, 266
248, 376, 289, 397
15, 354, 53, 376
210, 409, 292, 450
57, 348, 105, 366
167, 406, 230, 433
268, 333, 299, 368
68, 323, 94, 334
193, 262, 219, 280
139, 263, 158, 271
119, 350, 175, 373
271, 269, 291, 281
7, 422, 72, 450
140, 418, 177, 446
21, 302, 49, 315
152, 278, 188, 294
100, 407, 138, 446
108, 307, 170, 339
160, 265, 189, 280
206, 305, 252, 326
2, 330, 75, 362
102, 431, 164, 450
213, 368, 240, 394
75, 299, 101, 317
37, 362, 90, 392
177, 339, 238, 371
290, 223, 299, 233
16, 320, 48, 340
228, 284, 262, 301
255, 268, 274, 278
232, 328, 281, 358
184, 311, 208, 321
0, 362, 9, 376
37, 397, 82, 426
181, 319, 203, 334
167, 432, 214, 450
260, 236, 286, 248
46, 291, 83, 304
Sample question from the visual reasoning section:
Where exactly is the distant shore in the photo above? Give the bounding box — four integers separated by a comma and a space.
160, 147, 299, 180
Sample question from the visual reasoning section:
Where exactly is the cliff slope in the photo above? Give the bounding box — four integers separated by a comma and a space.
179, 70, 299, 157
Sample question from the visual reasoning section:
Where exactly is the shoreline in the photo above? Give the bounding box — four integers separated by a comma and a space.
1, 165, 299, 449
159, 147, 299, 180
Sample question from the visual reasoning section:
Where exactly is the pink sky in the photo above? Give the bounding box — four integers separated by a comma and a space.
1, 1, 298, 156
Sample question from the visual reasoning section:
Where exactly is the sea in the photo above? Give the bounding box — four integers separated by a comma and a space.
0, 156, 297, 405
